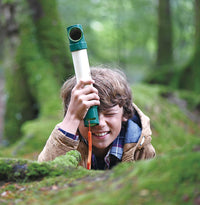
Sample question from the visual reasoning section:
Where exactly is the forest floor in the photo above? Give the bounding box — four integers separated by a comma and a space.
0, 83, 199, 205
161, 91, 200, 124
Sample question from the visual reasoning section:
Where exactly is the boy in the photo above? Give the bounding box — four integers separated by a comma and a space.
38, 68, 155, 169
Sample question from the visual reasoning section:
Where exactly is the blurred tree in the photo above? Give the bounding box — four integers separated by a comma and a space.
146, 0, 198, 91
145, 0, 173, 85
2, 0, 72, 144
58, 0, 194, 85
178, 0, 200, 92
0, 1, 4, 61
156, 0, 173, 67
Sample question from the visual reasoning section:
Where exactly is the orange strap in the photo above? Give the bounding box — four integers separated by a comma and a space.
87, 121, 92, 170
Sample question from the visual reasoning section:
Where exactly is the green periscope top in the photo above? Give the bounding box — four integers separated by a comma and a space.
84, 106, 99, 127
67, 24, 87, 52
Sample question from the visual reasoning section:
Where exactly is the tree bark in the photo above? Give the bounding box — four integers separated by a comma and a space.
27, 0, 72, 83
193, 0, 200, 91
178, 0, 200, 92
2, 0, 72, 144
156, 0, 173, 67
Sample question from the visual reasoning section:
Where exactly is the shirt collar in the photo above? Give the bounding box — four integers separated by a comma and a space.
109, 124, 126, 160
80, 119, 141, 169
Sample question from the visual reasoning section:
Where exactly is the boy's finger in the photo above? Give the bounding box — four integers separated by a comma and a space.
81, 85, 98, 95
81, 93, 100, 102
83, 100, 100, 113
76, 79, 95, 89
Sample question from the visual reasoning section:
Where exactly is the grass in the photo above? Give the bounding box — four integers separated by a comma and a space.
0, 83, 199, 204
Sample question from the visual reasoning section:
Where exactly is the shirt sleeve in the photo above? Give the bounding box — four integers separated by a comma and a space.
38, 125, 80, 162
58, 127, 79, 141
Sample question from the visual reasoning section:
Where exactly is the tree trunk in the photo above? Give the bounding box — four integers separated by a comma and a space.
2, 0, 72, 144
145, 0, 173, 86
178, 0, 200, 93
2, 1, 36, 144
0, 1, 4, 60
193, 0, 200, 91
27, 0, 72, 83
156, 0, 173, 67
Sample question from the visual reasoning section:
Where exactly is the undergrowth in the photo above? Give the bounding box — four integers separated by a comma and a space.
0, 84, 199, 204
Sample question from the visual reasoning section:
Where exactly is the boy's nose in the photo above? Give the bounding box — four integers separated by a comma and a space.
98, 113, 106, 126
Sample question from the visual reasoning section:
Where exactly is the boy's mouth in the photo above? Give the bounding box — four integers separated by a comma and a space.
93, 131, 110, 137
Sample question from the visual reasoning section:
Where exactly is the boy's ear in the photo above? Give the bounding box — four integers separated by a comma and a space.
122, 116, 128, 122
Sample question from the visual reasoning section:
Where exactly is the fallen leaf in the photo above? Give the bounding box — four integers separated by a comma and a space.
140, 189, 149, 196
1, 191, 12, 198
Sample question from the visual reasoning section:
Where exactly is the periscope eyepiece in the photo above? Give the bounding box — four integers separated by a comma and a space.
69, 27, 82, 42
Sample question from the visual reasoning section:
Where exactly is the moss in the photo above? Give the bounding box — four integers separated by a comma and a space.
1, 84, 200, 204
3, 0, 72, 145
133, 83, 200, 154
178, 90, 200, 111
8, 149, 198, 205
12, 116, 61, 158
0, 160, 13, 179
15, 16, 61, 117
0, 150, 81, 182
51, 150, 81, 168
4, 64, 38, 144
132, 151, 200, 204
33, 0, 73, 83
1, 83, 199, 160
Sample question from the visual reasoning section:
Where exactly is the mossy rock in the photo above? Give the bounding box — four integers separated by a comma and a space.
0, 150, 81, 182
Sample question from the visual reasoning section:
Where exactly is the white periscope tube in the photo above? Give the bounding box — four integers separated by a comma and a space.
71, 49, 92, 82
67, 24, 99, 127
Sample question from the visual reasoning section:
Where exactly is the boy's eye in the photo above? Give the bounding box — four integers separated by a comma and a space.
104, 112, 117, 116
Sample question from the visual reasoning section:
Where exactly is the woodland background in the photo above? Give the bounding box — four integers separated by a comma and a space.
0, 0, 199, 204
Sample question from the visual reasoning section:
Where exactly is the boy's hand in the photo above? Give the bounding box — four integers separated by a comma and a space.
68, 79, 100, 120
59, 80, 100, 134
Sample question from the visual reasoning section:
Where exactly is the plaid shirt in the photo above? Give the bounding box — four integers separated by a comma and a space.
58, 118, 141, 170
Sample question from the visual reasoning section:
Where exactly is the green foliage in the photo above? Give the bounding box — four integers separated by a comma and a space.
0, 160, 13, 179
178, 89, 200, 110
3, 0, 72, 144
1, 83, 199, 160
1, 1, 199, 203
58, 0, 158, 78
4, 63, 38, 144
51, 150, 81, 168
0, 84, 199, 204
0, 150, 81, 182
58, 0, 194, 82
172, 1, 195, 63
15, 1, 62, 117
133, 152, 200, 204
132, 83, 200, 154
2, 0, 14, 3
34, 0, 72, 83
1, 150, 199, 204
0, 115, 62, 159
179, 48, 200, 93
25, 161, 51, 180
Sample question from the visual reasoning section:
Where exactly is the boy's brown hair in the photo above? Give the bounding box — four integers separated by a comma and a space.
61, 68, 134, 119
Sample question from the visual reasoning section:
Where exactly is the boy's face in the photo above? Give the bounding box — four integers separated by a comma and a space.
78, 105, 126, 152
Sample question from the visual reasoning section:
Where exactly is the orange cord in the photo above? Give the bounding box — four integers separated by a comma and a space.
87, 121, 92, 170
